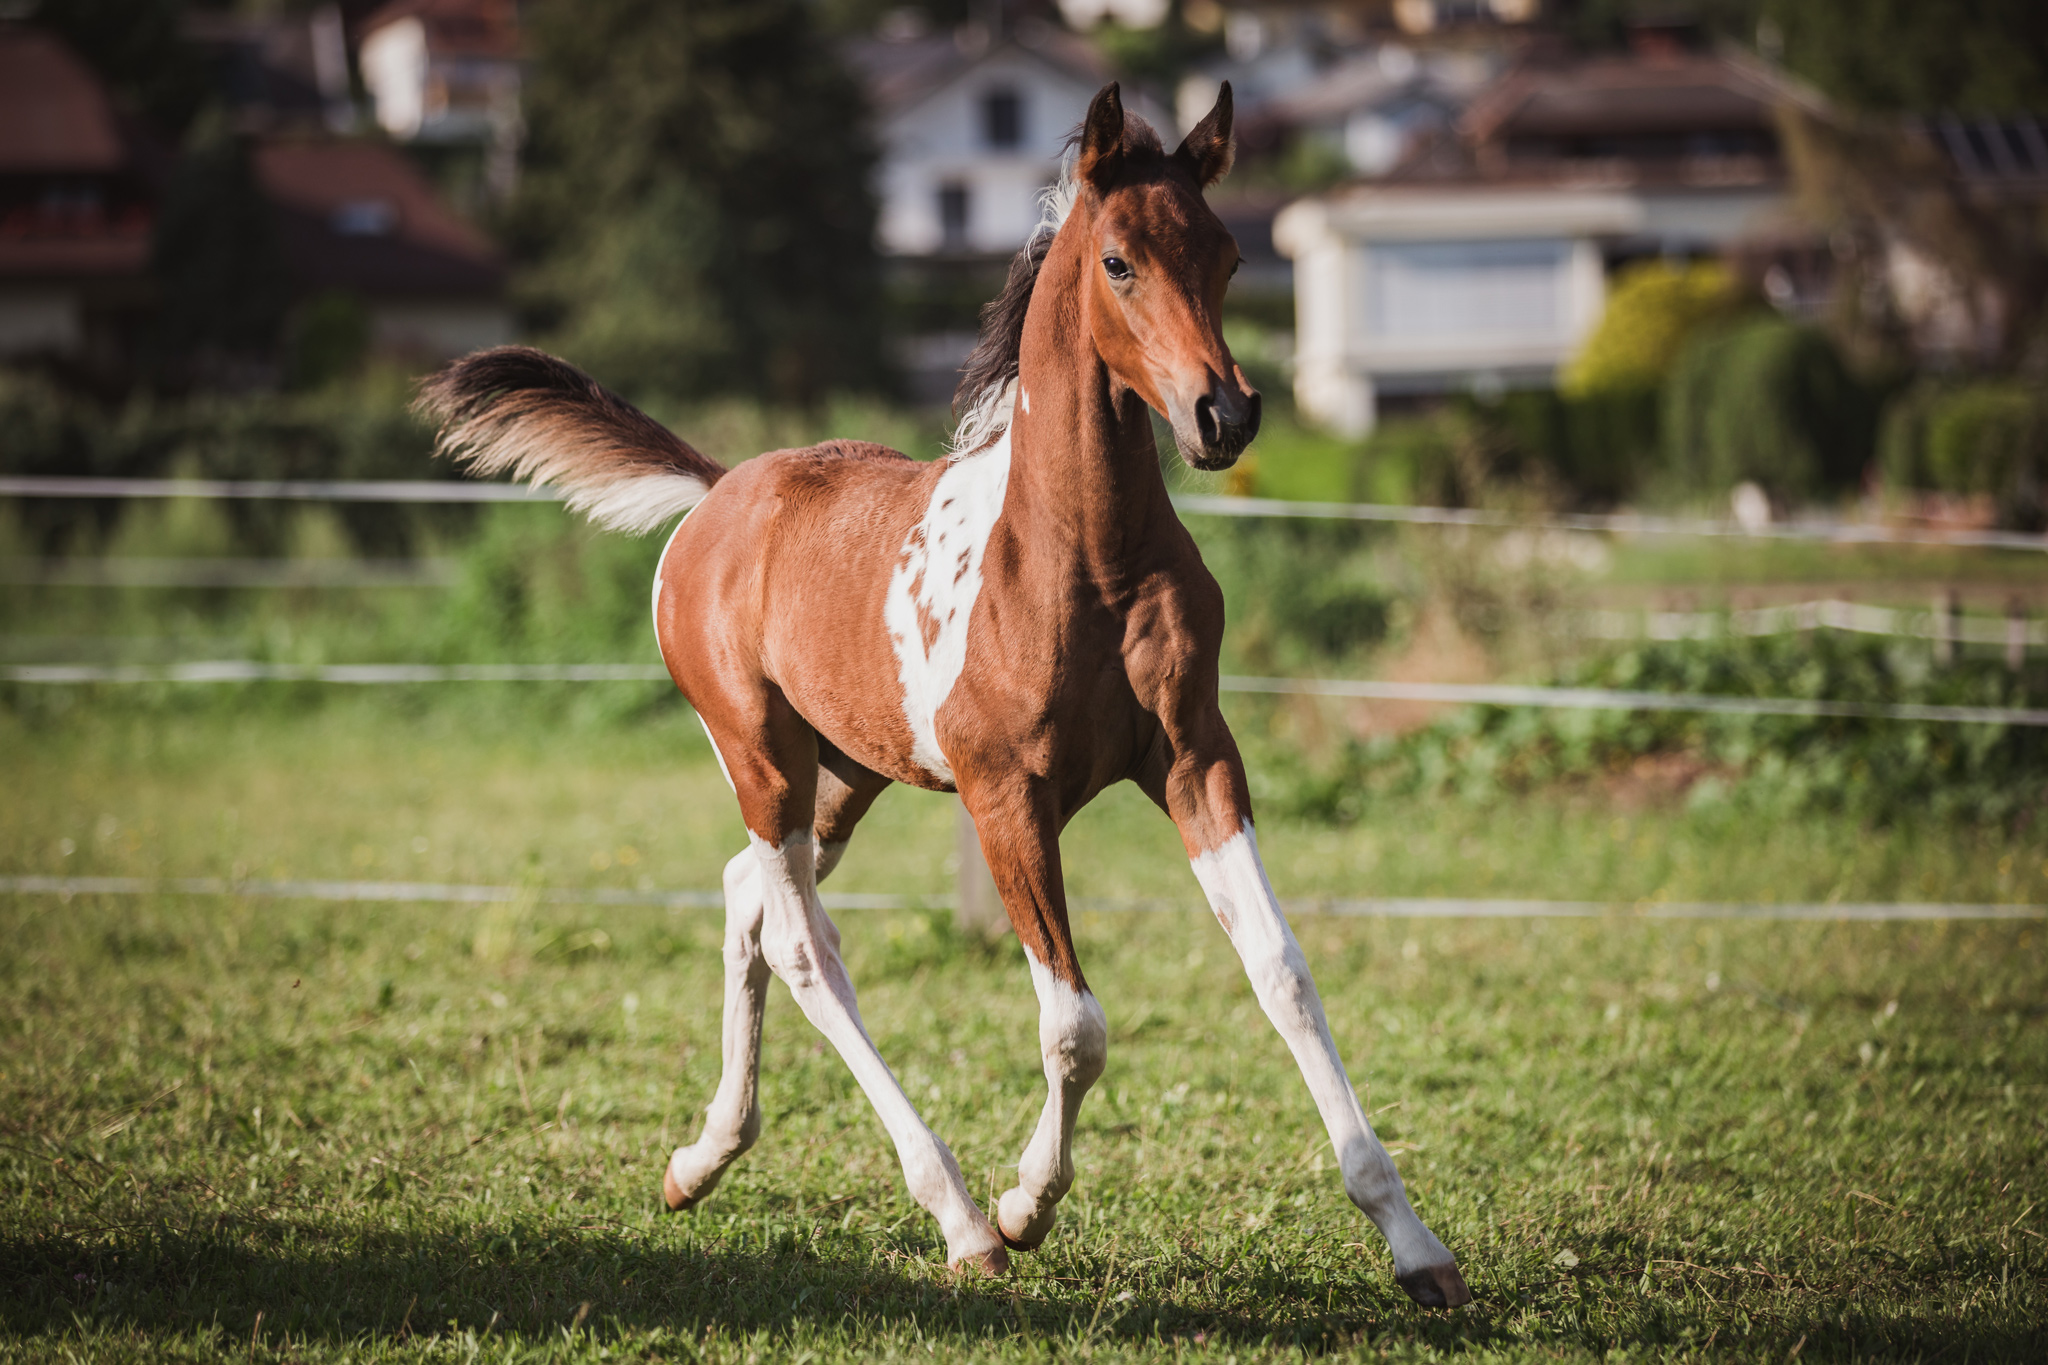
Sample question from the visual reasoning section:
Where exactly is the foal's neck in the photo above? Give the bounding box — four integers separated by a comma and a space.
1005, 228, 1179, 585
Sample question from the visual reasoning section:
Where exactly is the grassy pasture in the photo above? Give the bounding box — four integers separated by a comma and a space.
3, 701, 2047, 1363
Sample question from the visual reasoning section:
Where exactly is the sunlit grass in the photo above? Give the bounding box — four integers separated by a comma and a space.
2, 702, 2044, 1361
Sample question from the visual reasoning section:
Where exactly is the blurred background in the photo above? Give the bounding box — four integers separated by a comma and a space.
3, 0, 2046, 849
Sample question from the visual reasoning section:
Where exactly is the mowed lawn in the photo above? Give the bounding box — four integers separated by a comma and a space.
2, 699, 2045, 1362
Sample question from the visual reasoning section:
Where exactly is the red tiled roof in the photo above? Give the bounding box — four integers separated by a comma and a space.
0, 27, 127, 172
252, 136, 504, 297
0, 234, 150, 280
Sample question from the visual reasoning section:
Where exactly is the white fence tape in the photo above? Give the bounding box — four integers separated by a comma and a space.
4, 659, 2043, 726
1, 661, 667, 683
4, 476, 2041, 551
1171, 492, 2048, 552
1584, 598, 2045, 648
1, 874, 2039, 921
0, 557, 457, 588
0, 476, 547, 503
1214, 675, 2048, 726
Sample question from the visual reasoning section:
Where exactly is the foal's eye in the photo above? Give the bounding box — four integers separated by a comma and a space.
1102, 256, 1132, 281
1230, 257, 1241, 278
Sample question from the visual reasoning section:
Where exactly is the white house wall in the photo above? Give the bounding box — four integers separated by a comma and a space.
876, 52, 1098, 255
1276, 184, 1783, 434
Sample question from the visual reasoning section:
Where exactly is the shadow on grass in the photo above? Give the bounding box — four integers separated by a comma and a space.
0, 1223, 2038, 1360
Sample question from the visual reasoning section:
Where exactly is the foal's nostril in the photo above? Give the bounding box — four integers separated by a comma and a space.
1195, 395, 1221, 446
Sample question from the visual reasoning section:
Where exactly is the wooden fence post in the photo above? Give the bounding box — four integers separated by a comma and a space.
1933, 590, 1960, 665
954, 798, 1007, 938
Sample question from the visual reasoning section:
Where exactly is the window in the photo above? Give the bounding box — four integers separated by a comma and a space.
937, 182, 971, 250
1363, 240, 1568, 340
331, 199, 399, 236
981, 88, 1023, 150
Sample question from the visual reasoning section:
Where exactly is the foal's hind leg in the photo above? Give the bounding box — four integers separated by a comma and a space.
964, 782, 1107, 1252
665, 754, 883, 1209
692, 700, 1007, 1272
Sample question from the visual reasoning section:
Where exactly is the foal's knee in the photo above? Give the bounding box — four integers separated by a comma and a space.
1046, 992, 1108, 1091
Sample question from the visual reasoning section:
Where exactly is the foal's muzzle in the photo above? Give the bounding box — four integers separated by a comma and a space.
1180, 381, 1261, 472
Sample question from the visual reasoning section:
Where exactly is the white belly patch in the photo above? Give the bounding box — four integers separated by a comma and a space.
883, 431, 1011, 784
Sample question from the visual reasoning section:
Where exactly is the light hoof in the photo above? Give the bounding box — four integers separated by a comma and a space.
662, 1147, 726, 1212
1395, 1262, 1472, 1309
948, 1241, 1011, 1277
995, 1189, 1053, 1251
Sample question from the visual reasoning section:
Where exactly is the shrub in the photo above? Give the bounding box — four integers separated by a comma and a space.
1465, 387, 1660, 507
1267, 634, 2048, 828
1879, 379, 2047, 528
1660, 318, 1874, 502
1562, 258, 1740, 397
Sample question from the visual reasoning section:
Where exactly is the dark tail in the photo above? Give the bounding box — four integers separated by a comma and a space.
415, 346, 726, 535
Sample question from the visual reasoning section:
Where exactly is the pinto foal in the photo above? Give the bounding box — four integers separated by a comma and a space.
419, 83, 1469, 1308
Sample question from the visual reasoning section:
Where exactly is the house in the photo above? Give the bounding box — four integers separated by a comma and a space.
357, 0, 522, 200
181, 3, 355, 134
252, 136, 510, 359
849, 17, 1114, 259
847, 15, 1129, 399
1256, 43, 1501, 177
0, 26, 158, 371
1275, 47, 1806, 433
0, 22, 506, 383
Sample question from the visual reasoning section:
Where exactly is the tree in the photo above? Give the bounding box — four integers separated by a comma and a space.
36, 0, 210, 136
1558, 1, 2048, 113
148, 133, 293, 388
513, 0, 890, 404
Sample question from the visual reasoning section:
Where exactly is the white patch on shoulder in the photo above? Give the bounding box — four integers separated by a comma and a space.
883, 430, 1011, 784
1021, 387, 1031, 416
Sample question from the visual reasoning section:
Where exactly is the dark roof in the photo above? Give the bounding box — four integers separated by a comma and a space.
0, 26, 128, 173
1462, 51, 1786, 143
1372, 49, 1794, 191
253, 137, 504, 298
845, 19, 1108, 116
1466, 49, 1785, 144
358, 0, 519, 60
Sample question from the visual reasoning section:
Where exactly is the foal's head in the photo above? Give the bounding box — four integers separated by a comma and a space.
1073, 82, 1260, 471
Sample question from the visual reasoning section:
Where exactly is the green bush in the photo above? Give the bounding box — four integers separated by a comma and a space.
1562, 258, 1740, 397
1464, 386, 1660, 507
0, 370, 451, 555
1660, 318, 1875, 502
1266, 634, 2048, 828
1879, 379, 2047, 528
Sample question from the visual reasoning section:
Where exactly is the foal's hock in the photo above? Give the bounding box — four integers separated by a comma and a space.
419, 82, 1470, 1309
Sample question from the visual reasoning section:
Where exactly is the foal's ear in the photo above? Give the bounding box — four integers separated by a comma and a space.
1174, 81, 1235, 188
1077, 82, 1125, 192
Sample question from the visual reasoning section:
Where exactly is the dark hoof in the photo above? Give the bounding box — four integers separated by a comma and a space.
661, 1165, 691, 1212
950, 1242, 1011, 1277
1395, 1263, 1473, 1308
997, 1218, 1045, 1253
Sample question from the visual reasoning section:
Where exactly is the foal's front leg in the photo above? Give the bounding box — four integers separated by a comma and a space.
1161, 729, 1471, 1307
967, 795, 1108, 1251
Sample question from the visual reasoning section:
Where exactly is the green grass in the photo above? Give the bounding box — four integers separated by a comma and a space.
3, 702, 2046, 1362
